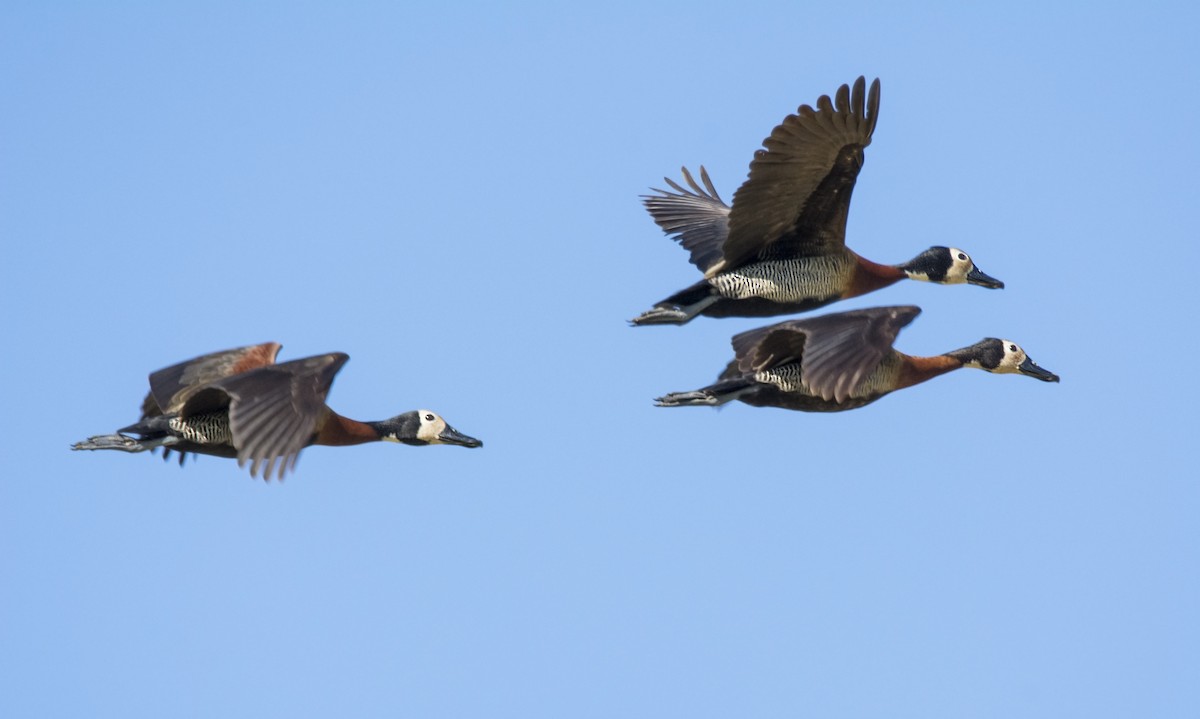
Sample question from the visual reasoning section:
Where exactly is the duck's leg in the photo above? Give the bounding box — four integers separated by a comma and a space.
655, 377, 754, 407
72, 434, 148, 452
655, 390, 722, 406
629, 280, 718, 326
71, 433, 178, 453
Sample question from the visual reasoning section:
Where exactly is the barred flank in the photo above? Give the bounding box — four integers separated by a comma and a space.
168, 412, 233, 445
756, 365, 807, 393
757, 356, 904, 400
710, 256, 853, 302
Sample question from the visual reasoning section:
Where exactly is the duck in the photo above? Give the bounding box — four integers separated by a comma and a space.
654, 306, 1058, 412
72, 342, 482, 480
631, 77, 1003, 326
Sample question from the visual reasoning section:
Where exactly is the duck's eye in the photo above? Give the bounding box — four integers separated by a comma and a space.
424, 413, 435, 421
957, 252, 968, 261
1009, 344, 1018, 352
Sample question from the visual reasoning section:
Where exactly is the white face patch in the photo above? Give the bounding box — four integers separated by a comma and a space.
993, 339, 1028, 374
416, 409, 448, 444
943, 247, 975, 284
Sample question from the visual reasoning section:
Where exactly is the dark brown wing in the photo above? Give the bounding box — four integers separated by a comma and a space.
179, 352, 349, 481
730, 305, 919, 402
140, 342, 282, 418
713, 77, 881, 277
642, 166, 731, 274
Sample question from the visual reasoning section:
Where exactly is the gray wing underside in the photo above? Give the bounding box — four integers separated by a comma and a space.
642, 166, 731, 274
728, 305, 919, 402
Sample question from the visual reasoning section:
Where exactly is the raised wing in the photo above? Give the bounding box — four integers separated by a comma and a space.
141, 342, 282, 418
730, 305, 919, 402
179, 352, 348, 481
715, 77, 880, 276
642, 166, 731, 274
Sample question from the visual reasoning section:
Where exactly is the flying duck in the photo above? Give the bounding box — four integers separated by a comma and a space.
654, 306, 1058, 411
632, 77, 1003, 326
72, 342, 482, 480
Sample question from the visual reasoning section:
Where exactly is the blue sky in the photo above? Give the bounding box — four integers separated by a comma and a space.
2, 2, 1197, 717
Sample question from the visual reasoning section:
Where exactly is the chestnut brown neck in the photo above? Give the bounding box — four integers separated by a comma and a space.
895, 353, 964, 390
846, 253, 906, 298
314, 410, 380, 447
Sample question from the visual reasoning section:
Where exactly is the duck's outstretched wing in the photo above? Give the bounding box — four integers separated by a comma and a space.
715, 77, 880, 276
140, 342, 283, 418
728, 305, 918, 403
177, 352, 348, 481
642, 166, 730, 274
136, 342, 282, 466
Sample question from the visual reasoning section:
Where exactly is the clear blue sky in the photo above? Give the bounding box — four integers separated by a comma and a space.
3, 2, 1197, 717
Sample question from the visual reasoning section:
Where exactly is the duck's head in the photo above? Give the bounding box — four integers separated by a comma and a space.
952, 338, 1059, 382
902, 246, 1004, 289
375, 410, 483, 448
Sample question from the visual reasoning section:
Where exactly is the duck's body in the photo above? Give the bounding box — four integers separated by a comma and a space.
654, 250, 906, 319
655, 306, 1059, 412
73, 343, 482, 480
632, 78, 1003, 326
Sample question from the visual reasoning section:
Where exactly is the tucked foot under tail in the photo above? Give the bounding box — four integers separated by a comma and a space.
631, 306, 693, 326
655, 376, 755, 407
655, 390, 722, 406
629, 280, 719, 326
71, 434, 151, 453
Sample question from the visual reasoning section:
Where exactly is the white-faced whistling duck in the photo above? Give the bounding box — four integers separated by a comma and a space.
630, 77, 1004, 326
655, 306, 1058, 412
72, 343, 482, 480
